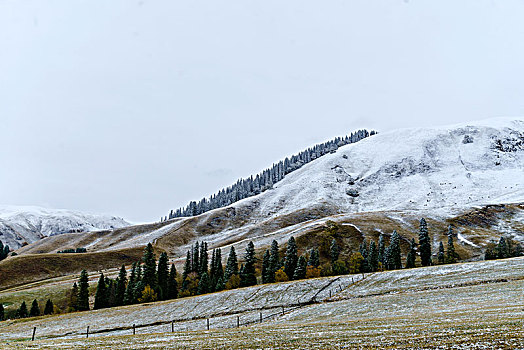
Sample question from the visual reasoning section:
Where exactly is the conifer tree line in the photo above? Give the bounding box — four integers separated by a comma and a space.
0, 241, 10, 261
162, 129, 376, 221
0, 298, 54, 320
484, 235, 523, 260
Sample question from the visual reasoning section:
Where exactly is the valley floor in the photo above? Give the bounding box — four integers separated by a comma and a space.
1, 257, 523, 349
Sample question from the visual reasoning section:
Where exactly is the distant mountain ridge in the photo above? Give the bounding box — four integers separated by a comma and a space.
0, 206, 129, 250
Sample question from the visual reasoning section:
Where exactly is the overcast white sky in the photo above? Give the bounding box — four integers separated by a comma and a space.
1, 1, 524, 223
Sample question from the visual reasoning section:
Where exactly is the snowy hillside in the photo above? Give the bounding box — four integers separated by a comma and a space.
0, 206, 129, 249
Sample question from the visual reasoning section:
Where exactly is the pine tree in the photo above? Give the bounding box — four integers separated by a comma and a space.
44, 299, 54, 315
268, 240, 280, 283
183, 250, 191, 280
167, 264, 178, 299
198, 272, 210, 294
359, 240, 369, 272
29, 299, 40, 317
496, 236, 509, 259
215, 276, 225, 291
419, 218, 432, 266
446, 226, 457, 264
115, 265, 127, 306
199, 242, 208, 277
368, 241, 378, 272
293, 256, 307, 280
307, 248, 320, 268
142, 243, 157, 292
214, 248, 223, 284
124, 262, 137, 305
17, 301, 28, 318
94, 273, 108, 310
405, 238, 416, 268
0, 303, 4, 321
262, 250, 271, 284
0, 241, 4, 260
437, 242, 445, 264
241, 241, 257, 287
157, 252, 169, 300
389, 231, 402, 270
329, 239, 340, 264
69, 282, 79, 312
378, 234, 385, 266
192, 242, 200, 274
107, 279, 117, 307
77, 270, 90, 311
224, 246, 239, 282
284, 237, 298, 280
133, 264, 145, 303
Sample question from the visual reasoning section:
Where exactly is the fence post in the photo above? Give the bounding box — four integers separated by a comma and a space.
133, 324, 136, 335
329, 290, 331, 298
86, 326, 90, 339
237, 316, 239, 328
171, 321, 174, 333
281, 306, 284, 315
31, 327, 36, 341
207, 318, 210, 330
260, 312, 262, 323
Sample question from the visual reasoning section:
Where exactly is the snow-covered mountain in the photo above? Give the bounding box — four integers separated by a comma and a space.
0, 206, 130, 249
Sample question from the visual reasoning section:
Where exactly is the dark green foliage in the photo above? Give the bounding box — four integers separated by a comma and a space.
198, 272, 210, 294
0, 241, 8, 261
405, 238, 416, 268
293, 256, 307, 280
77, 270, 90, 311
332, 259, 348, 275
133, 264, 145, 302
368, 241, 378, 272
215, 276, 225, 292
307, 248, 320, 268
389, 231, 402, 270
224, 246, 239, 282
438, 242, 445, 264
262, 250, 271, 284
157, 252, 169, 300
284, 237, 298, 280
29, 299, 40, 317
199, 242, 208, 277
167, 264, 178, 299
418, 218, 432, 266
496, 236, 509, 259
377, 234, 386, 266
241, 241, 257, 287
183, 250, 191, 280
446, 226, 457, 264
107, 279, 117, 307
115, 265, 127, 306
329, 238, 340, 264
192, 242, 200, 274
209, 248, 224, 291
142, 243, 157, 291
94, 273, 108, 310
268, 240, 280, 283
17, 301, 28, 318
44, 299, 54, 315
124, 262, 138, 305
359, 240, 369, 272
0, 303, 4, 321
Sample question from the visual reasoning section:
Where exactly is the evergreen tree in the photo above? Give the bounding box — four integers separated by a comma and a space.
124, 262, 137, 305
262, 250, 271, 284
293, 256, 307, 280
115, 265, 127, 306
0, 241, 4, 260
107, 279, 117, 307
215, 276, 225, 291
307, 248, 320, 268
241, 241, 257, 287
29, 299, 40, 317
284, 237, 298, 280
44, 299, 54, 315
199, 242, 208, 277
197, 272, 210, 294
389, 231, 402, 270
329, 238, 340, 264
496, 236, 509, 259
446, 226, 457, 264
192, 242, 200, 274
17, 301, 28, 318
69, 282, 79, 312
0, 303, 4, 321
437, 242, 445, 264
77, 270, 90, 311
94, 273, 108, 310
142, 243, 157, 292
214, 248, 223, 287
359, 240, 369, 272
405, 238, 416, 268
378, 234, 386, 266
157, 252, 169, 300
383, 245, 392, 270
167, 264, 178, 299
133, 264, 145, 303
224, 246, 238, 282
268, 240, 280, 282
419, 218, 432, 266
368, 241, 378, 272
183, 250, 191, 280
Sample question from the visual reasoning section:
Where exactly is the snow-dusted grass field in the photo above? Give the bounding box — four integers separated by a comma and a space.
1, 257, 523, 349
